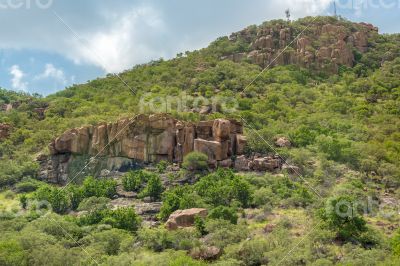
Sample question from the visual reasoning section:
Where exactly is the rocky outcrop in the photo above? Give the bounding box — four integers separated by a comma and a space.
49, 114, 245, 164
166, 208, 208, 230
0, 123, 11, 141
41, 114, 248, 183
224, 21, 378, 73
234, 154, 282, 172
40, 114, 285, 183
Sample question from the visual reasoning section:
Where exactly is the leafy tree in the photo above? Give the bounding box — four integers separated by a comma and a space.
50, 188, 70, 214
319, 196, 367, 242
67, 185, 83, 210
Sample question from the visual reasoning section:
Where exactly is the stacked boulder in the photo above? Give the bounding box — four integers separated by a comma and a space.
40, 114, 285, 183
225, 22, 378, 73
48, 114, 246, 165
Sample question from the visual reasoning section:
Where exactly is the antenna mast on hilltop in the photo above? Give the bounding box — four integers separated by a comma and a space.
333, 0, 337, 17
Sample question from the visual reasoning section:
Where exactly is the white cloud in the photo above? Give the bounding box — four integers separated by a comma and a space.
67, 6, 166, 73
290, 0, 332, 15
0, 1, 335, 75
34, 63, 67, 85
9, 65, 28, 91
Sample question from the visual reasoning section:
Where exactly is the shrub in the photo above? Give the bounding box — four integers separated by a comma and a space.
319, 196, 367, 242
182, 152, 208, 171
15, 178, 42, 192
158, 185, 202, 220
4, 190, 15, 199
102, 207, 141, 232
253, 187, 275, 207
208, 206, 238, 224
66, 185, 83, 211
19, 194, 28, 209
49, 189, 70, 214
195, 169, 252, 207
205, 219, 249, 249
156, 160, 169, 173
138, 227, 174, 251
82, 176, 117, 198
139, 174, 164, 201
35, 185, 70, 214
223, 237, 269, 266
391, 228, 400, 256
0, 239, 27, 266
194, 216, 207, 236
122, 170, 152, 192
77, 196, 110, 212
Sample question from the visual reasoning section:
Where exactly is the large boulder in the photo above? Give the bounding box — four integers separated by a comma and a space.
236, 134, 247, 155
275, 137, 291, 148
190, 246, 222, 261
252, 157, 282, 171
212, 119, 231, 141
166, 208, 208, 230
0, 123, 11, 141
194, 139, 228, 161
234, 155, 251, 171
52, 127, 91, 154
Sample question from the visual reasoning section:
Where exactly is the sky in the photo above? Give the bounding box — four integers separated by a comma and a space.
0, 0, 399, 96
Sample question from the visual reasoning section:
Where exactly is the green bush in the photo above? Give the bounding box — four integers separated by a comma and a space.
101, 207, 141, 232
208, 206, 238, 224
15, 177, 43, 192
122, 170, 152, 192
139, 174, 164, 201
156, 160, 169, 173
182, 152, 208, 171
0, 239, 27, 266
81, 176, 117, 198
319, 196, 367, 242
66, 185, 83, 210
19, 194, 28, 209
35, 185, 70, 214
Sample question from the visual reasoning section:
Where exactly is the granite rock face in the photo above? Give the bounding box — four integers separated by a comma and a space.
49, 114, 245, 164
224, 21, 378, 73
40, 114, 284, 184
42, 114, 248, 183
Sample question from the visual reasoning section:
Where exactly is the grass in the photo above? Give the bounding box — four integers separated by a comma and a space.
0, 190, 20, 215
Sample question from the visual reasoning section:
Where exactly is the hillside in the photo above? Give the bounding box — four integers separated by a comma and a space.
0, 16, 400, 265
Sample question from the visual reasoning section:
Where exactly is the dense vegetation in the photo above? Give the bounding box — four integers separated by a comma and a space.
1, 16, 400, 265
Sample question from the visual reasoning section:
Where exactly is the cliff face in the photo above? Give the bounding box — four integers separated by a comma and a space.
39, 114, 247, 183
223, 20, 378, 73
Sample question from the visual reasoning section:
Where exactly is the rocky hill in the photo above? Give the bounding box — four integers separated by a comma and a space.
221, 18, 378, 73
